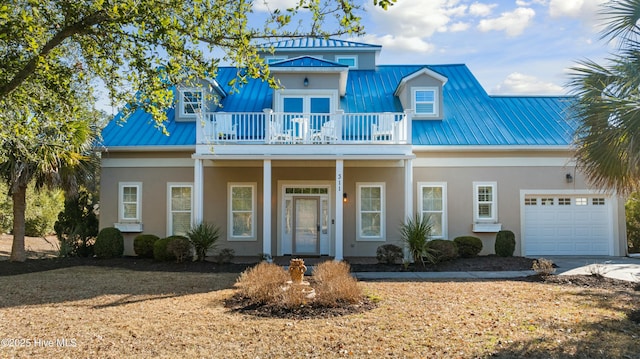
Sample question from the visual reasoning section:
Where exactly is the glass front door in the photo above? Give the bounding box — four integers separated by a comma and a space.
293, 197, 320, 255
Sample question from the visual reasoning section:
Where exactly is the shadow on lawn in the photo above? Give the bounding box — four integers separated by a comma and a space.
490, 317, 640, 358
489, 287, 640, 359
0, 261, 242, 309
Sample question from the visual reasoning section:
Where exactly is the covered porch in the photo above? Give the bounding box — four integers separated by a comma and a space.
190, 156, 414, 261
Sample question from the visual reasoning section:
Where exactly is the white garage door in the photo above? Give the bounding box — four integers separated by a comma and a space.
523, 195, 612, 256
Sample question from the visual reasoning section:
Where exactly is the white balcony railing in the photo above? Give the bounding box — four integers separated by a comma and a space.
197, 110, 412, 146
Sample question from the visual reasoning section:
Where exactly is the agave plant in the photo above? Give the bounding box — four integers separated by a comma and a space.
186, 221, 221, 261
399, 214, 436, 265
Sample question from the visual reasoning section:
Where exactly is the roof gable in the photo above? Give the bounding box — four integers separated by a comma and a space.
259, 37, 382, 51
394, 67, 448, 96
270, 56, 348, 68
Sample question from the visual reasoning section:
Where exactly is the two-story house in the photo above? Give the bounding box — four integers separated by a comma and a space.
99, 38, 628, 259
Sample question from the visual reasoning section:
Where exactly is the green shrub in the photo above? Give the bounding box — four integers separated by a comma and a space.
215, 248, 235, 264
426, 240, 458, 263
187, 221, 221, 261
94, 227, 124, 258
400, 214, 436, 265
495, 230, 516, 257
133, 234, 160, 258
153, 235, 187, 261
54, 191, 99, 257
626, 192, 640, 253
167, 236, 192, 263
376, 244, 404, 264
453, 236, 483, 258
25, 215, 49, 237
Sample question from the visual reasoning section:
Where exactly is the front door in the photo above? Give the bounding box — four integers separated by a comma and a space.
293, 197, 320, 255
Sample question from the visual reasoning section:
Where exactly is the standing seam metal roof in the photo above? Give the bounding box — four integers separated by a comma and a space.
100, 64, 574, 148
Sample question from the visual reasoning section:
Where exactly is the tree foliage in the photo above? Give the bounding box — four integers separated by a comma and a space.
625, 191, 640, 253
1, 0, 391, 133
567, 0, 640, 194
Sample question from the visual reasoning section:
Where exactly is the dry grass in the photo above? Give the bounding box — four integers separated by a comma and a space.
313, 261, 362, 306
0, 235, 59, 260
235, 261, 289, 305
0, 267, 638, 358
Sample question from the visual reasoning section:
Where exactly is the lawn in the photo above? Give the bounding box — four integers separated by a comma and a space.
0, 267, 638, 358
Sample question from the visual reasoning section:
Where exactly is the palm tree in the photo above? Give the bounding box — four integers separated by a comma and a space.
0, 86, 99, 262
567, 0, 640, 195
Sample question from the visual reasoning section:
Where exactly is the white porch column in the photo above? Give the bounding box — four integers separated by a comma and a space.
335, 159, 344, 261
404, 158, 413, 221
262, 159, 272, 259
193, 158, 204, 224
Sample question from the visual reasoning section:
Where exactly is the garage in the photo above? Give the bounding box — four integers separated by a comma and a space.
523, 194, 612, 256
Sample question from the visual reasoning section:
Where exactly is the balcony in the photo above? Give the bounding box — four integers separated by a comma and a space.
195, 110, 413, 157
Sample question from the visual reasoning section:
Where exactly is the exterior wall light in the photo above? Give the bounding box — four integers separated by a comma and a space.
343, 193, 348, 203
303, 77, 309, 87
566, 173, 573, 183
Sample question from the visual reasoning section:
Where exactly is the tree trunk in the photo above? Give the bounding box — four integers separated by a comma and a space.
9, 183, 27, 262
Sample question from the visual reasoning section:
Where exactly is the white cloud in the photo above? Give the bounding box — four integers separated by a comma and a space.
477, 7, 536, 37
493, 72, 564, 94
358, 34, 434, 53
469, 2, 497, 17
366, 0, 468, 38
449, 22, 471, 32
548, 0, 606, 18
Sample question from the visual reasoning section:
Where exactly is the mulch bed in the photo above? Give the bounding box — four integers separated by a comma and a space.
347, 255, 536, 272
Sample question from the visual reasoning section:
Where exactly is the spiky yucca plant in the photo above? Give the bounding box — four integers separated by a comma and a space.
399, 214, 436, 265
186, 221, 221, 261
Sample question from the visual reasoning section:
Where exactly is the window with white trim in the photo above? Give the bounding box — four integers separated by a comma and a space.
336, 56, 358, 68
168, 183, 193, 236
228, 183, 256, 240
266, 56, 287, 64
119, 182, 142, 222
473, 182, 497, 222
179, 89, 203, 117
357, 183, 385, 241
419, 182, 447, 239
413, 87, 438, 116
576, 198, 587, 206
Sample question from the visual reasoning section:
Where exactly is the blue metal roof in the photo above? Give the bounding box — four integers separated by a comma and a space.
101, 64, 574, 148
100, 106, 195, 147
259, 37, 382, 50
270, 56, 347, 68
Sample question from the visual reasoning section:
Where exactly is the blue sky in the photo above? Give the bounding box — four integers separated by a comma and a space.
353, 0, 612, 95
97, 0, 615, 112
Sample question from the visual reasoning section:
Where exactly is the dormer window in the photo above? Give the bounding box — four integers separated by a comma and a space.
413, 87, 438, 116
180, 89, 203, 117
336, 56, 358, 69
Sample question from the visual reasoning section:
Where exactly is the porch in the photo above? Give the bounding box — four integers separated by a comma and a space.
195, 110, 413, 155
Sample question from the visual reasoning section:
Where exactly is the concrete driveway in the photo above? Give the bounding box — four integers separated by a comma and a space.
544, 256, 640, 282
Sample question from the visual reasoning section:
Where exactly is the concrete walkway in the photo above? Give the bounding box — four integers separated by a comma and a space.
352, 256, 640, 282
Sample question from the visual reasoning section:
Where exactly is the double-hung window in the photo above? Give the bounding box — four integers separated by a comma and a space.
119, 182, 142, 223
413, 87, 438, 116
228, 183, 256, 241
168, 183, 193, 236
473, 182, 497, 222
419, 182, 447, 239
357, 183, 385, 241
180, 89, 203, 117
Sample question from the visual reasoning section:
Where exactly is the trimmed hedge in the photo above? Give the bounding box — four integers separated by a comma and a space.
94, 227, 124, 258
426, 240, 458, 263
453, 236, 483, 258
153, 235, 188, 261
167, 236, 192, 263
495, 230, 516, 257
134, 234, 160, 258
376, 244, 404, 264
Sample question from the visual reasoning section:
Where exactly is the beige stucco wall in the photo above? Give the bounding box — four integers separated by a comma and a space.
412, 150, 627, 256
99, 150, 627, 258
100, 165, 194, 255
